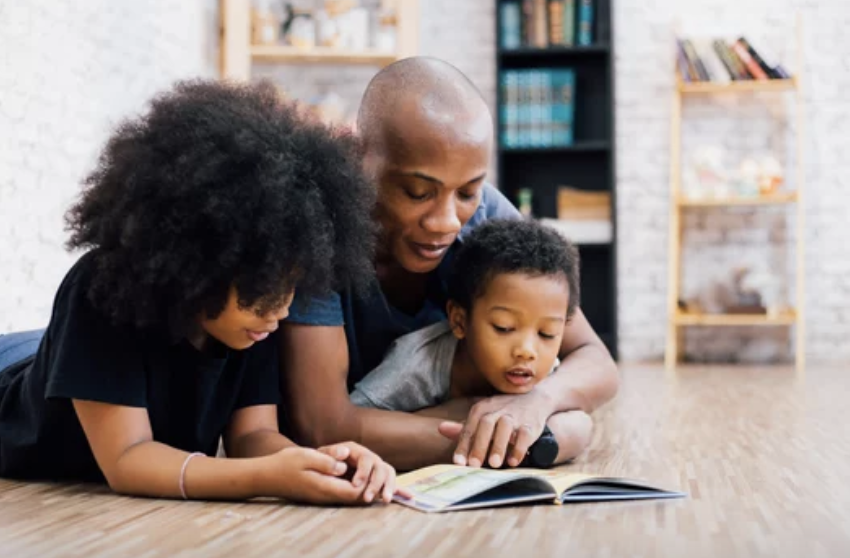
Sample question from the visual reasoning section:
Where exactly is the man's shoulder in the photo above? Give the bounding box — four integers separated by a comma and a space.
481, 182, 520, 219
460, 183, 520, 239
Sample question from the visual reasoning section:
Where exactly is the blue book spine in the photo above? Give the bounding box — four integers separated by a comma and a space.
519, 70, 531, 147
552, 69, 575, 145
543, 70, 554, 147
500, 1, 522, 49
577, 0, 594, 46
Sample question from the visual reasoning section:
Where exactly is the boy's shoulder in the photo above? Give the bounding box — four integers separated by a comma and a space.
388, 320, 453, 354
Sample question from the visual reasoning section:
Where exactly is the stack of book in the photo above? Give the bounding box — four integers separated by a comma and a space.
540, 187, 612, 245
500, 0, 596, 49
676, 37, 791, 83
500, 69, 576, 148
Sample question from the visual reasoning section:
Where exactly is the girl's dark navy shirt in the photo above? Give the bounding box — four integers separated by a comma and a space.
0, 251, 280, 482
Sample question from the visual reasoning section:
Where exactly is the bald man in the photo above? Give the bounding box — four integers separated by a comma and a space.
279, 57, 619, 472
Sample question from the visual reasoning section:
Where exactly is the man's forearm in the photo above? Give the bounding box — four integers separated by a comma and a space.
541, 342, 619, 414
357, 407, 456, 471
227, 429, 295, 459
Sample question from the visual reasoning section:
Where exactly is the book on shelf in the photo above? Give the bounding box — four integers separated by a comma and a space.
541, 218, 612, 245
500, 0, 591, 49
676, 36, 792, 83
394, 464, 685, 513
500, 68, 575, 148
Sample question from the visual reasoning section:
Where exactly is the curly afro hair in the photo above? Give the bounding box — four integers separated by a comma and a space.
65, 78, 376, 337
447, 219, 580, 319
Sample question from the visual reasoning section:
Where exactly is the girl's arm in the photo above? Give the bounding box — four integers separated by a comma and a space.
72, 399, 398, 504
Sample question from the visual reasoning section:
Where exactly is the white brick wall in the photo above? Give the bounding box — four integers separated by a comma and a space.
0, 0, 218, 333
2, 0, 848, 366
614, 0, 850, 364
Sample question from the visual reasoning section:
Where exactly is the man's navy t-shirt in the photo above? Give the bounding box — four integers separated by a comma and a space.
285, 183, 520, 391
0, 251, 280, 482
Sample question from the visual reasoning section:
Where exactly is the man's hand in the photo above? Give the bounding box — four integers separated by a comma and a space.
441, 391, 557, 469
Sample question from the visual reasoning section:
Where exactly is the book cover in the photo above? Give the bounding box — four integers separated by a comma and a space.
711, 39, 741, 80
682, 39, 710, 81
533, 0, 549, 48
737, 37, 779, 78
500, 1, 522, 50
723, 40, 752, 80
576, 0, 594, 46
394, 465, 685, 513
731, 40, 769, 80
547, 0, 564, 46
696, 40, 730, 84
563, 0, 575, 46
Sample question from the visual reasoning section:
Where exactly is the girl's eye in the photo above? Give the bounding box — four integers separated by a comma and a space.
539, 332, 557, 340
492, 324, 513, 334
458, 190, 478, 201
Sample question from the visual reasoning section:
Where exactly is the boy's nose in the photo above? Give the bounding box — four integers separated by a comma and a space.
512, 337, 537, 361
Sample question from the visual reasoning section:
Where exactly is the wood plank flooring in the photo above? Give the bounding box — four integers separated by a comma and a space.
2, 364, 848, 557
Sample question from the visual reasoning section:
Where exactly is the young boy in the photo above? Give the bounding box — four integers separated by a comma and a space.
350, 219, 593, 466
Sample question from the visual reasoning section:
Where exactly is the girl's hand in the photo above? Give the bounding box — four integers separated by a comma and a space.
260, 446, 364, 504
318, 442, 409, 504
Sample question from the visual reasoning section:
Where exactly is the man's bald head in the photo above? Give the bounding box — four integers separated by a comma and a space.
357, 57, 492, 153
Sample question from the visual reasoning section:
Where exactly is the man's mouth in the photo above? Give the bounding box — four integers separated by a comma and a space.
409, 241, 451, 260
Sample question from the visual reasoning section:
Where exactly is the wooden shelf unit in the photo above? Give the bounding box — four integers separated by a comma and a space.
677, 78, 797, 95
250, 45, 399, 66
665, 21, 806, 372
220, 0, 419, 81
674, 310, 797, 327
676, 191, 798, 207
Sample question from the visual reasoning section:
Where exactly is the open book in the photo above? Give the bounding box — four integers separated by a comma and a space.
394, 464, 685, 513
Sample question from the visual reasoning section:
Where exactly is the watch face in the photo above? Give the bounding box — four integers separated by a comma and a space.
530, 437, 559, 467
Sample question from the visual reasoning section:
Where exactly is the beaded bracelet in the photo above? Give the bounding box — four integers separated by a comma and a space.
179, 452, 206, 500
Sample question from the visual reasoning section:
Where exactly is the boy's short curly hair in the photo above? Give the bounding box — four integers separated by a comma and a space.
447, 219, 580, 318
65, 79, 376, 336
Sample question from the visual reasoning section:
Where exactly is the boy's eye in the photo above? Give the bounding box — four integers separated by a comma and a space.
539, 332, 557, 340
458, 189, 478, 202
492, 324, 513, 334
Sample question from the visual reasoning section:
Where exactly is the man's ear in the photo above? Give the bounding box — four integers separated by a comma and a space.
446, 300, 468, 340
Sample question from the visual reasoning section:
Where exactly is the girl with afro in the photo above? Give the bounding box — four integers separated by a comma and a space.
0, 79, 403, 505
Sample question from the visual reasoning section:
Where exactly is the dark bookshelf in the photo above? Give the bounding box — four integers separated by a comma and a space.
495, 0, 618, 359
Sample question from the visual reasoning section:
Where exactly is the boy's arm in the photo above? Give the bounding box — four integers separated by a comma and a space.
280, 323, 457, 470
451, 308, 619, 468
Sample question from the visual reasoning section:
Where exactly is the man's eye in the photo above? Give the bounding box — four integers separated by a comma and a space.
404, 188, 429, 201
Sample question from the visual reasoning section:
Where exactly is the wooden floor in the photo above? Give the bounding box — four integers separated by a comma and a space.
2, 364, 849, 557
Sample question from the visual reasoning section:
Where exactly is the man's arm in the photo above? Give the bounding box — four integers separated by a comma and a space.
452, 308, 619, 468
543, 307, 620, 413
279, 323, 455, 470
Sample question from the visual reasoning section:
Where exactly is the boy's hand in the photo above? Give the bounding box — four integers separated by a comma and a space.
441, 391, 555, 469
317, 442, 407, 503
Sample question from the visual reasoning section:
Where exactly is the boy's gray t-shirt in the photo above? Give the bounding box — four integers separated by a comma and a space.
350, 321, 457, 411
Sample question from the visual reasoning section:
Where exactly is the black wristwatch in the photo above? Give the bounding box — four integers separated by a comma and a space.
519, 425, 559, 468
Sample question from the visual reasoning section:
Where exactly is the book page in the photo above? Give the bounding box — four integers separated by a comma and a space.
506, 468, 598, 495
396, 465, 556, 511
